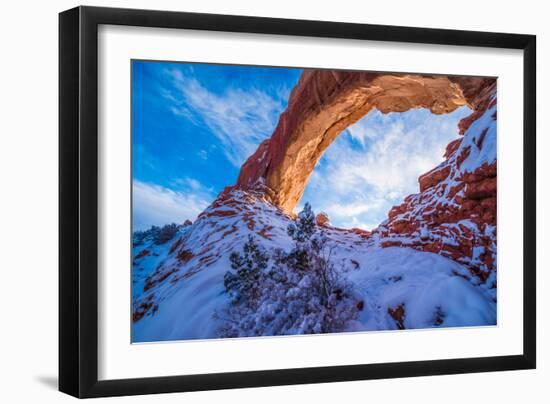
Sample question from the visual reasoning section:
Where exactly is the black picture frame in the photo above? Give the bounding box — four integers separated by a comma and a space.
59, 5, 536, 398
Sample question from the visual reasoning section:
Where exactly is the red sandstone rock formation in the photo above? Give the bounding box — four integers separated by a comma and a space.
373, 80, 497, 279
234, 71, 492, 214
315, 212, 330, 227
231, 70, 497, 280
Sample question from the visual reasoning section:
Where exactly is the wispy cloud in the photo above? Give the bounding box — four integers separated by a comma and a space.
323, 201, 377, 217
164, 68, 288, 167
301, 107, 471, 230
132, 179, 214, 230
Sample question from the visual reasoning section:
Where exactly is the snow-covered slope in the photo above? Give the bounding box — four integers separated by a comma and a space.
132, 186, 495, 342
346, 247, 495, 331
132, 80, 498, 342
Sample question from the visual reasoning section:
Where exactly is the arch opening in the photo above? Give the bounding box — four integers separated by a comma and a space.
235, 71, 492, 216
297, 105, 472, 230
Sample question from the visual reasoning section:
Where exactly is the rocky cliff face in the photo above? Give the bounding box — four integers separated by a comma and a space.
232, 71, 497, 281
373, 80, 497, 281
234, 71, 493, 213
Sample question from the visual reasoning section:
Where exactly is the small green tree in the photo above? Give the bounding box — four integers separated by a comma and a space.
287, 202, 316, 242
283, 203, 352, 325
219, 203, 360, 338
224, 235, 268, 306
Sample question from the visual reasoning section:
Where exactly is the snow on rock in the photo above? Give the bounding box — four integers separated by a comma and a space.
132, 186, 298, 341
230, 71, 497, 283
131, 76, 498, 342
372, 82, 497, 284
132, 186, 496, 342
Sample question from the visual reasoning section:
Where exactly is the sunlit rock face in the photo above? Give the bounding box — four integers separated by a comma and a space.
234, 71, 492, 214
232, 70, 496, 278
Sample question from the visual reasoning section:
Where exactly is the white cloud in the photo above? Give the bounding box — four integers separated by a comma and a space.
341, 216, 381, 231
324, 201, 375, 217
301, 107, 471, 230
346, 115, 383, 146
132, 180, 213, 230
170, 176, 215, 195
332, 122, 439, 196
165, 68, 287, 167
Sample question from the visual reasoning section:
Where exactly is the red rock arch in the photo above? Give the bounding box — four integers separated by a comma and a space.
234, 70, 494, 214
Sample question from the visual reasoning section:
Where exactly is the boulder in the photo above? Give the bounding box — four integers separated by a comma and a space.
315, 212, 330, 227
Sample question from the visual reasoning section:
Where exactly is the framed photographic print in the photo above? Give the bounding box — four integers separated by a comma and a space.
59, 6, 536, 398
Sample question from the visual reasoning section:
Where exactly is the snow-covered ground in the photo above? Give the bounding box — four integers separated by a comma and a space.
345, 247, 495, 331
132, 188, 496, 342
132, 83, 498, 342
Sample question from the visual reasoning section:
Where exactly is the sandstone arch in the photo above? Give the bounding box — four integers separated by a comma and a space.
234, 70, 494, 214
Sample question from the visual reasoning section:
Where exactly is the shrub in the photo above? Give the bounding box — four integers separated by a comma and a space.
153, 223, 180, 245
132, 223, 182, 247
224, 235, 269, 305
132, 225, 160, 247
219, 203, 359, 337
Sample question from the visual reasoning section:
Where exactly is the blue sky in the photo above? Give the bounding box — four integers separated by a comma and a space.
132, 60, 470, 230
299, 106, 470, 229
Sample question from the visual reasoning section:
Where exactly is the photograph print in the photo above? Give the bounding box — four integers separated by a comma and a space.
131, 60, 497, 343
